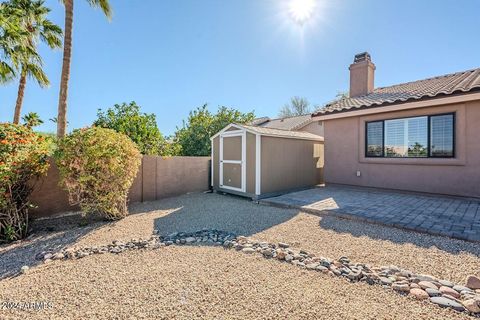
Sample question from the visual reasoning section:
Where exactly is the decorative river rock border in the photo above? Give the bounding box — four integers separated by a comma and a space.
30, 229, 480, 316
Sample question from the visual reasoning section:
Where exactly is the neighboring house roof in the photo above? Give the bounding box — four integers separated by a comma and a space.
211, 123, 323, 141
314, 68, 480, 116
251, 114, 313, 131
249, 117, 270, 126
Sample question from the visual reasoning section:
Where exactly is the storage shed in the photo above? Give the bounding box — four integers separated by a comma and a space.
211, 123, 324, 199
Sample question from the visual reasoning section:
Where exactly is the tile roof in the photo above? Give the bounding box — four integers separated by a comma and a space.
314, 68, 480, 116
249, 117, 270, 126
238, 124, 323, 141
251, 114, 312, 130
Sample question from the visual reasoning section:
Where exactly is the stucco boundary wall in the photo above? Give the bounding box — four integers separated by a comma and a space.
30, 156, 211, 217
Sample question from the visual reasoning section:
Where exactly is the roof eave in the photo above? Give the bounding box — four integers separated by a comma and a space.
313, 91, 480, 121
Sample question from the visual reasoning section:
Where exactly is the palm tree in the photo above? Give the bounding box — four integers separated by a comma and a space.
0, 3, 24, 83
56, 0, 111, 137
4, 0, 62, 124
22, 111, 43, 128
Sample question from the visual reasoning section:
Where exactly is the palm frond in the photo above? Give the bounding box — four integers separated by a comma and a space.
25, 61, 49, 87
87, 0, 112, 19
0, 61, 16, 83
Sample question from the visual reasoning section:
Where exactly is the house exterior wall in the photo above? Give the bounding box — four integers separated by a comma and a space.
299, 120, 324, 137
323, 100, 480, 198
260, 137, 323, 194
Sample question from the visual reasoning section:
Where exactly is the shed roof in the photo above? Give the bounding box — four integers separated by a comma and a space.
211, 123, 323, 141
251, 114, 312, 130
313, 68, 480, 116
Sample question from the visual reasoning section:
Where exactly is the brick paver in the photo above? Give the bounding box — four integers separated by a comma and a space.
261, 185, 480, 242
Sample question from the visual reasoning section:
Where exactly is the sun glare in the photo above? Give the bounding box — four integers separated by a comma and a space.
288, 0, 316, 24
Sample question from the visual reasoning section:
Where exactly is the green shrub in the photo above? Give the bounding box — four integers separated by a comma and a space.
0, 123, 50, 243
94, 102, 166, 155
55, 127, 141, 220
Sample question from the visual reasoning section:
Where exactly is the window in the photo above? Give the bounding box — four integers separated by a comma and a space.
366, 121, 383, 157
430, 114, 454, 157
366, 113, 454, 158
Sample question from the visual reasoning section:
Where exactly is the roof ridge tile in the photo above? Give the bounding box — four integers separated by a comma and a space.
315, 67, 480, 116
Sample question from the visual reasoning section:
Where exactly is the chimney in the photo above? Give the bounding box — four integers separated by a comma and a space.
349, 52, 375, 98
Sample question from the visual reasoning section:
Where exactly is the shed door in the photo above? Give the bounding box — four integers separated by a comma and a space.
220, 131, 246, 192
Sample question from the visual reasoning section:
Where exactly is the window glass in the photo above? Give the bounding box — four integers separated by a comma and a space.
366, 121, 383, 157
407, 117, 428, 157
366, 113, 453, 159
384, 117, 427, 157
430, 114, 454, 157
385, 119, 406, 157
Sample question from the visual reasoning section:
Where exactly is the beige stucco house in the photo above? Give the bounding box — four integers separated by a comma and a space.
313, 52, 480, 198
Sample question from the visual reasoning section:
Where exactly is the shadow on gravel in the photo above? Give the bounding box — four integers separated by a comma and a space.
318, 215, 480, 257
150, 193, 298, 238
0, 214, 108, 280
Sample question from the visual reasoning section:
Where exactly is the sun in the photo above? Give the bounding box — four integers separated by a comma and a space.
288, 0, 316, 24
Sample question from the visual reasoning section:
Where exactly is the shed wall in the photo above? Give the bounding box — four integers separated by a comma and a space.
260, 137, 323, 194
246, 132, 256, 194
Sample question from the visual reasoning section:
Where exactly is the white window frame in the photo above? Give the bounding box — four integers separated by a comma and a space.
219, 129, 246, 192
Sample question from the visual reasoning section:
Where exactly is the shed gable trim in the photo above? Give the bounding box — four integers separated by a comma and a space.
211, 123, 323, 141
210, 124, 246, 140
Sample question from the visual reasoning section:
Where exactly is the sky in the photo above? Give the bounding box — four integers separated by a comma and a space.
1, 0, 479, 136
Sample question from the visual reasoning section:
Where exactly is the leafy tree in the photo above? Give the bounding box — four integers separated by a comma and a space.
279, 96, 311, 117
56, 0, 111, 137
161, 137, 182, 157
173, 104, 255, 156
94, 101, 165, 155
2, 0, 62, 124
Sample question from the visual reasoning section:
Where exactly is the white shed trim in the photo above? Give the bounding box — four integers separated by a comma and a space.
218, 128, 246, 193
255, 134, 261, 195
211, 140, 214, 187
210, 124, 245, 140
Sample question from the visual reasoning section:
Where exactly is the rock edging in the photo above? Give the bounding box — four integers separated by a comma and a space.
32, 230, 480, 316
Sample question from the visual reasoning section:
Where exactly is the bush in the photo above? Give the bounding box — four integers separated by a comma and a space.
55, 127, 141, 220
0, 123, 50, 243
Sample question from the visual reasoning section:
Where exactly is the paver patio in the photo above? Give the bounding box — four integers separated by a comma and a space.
261, 185, 480, 242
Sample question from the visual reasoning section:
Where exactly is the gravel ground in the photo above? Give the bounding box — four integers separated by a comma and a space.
0, 246, 473, 320
77, 192, 479, 283
1, 192, 479, 319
